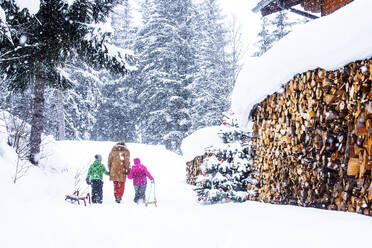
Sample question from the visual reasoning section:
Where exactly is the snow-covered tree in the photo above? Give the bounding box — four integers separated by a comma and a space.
253, 16, 273, 57
254, 10, 308, 57
92, 71, 139, 142
0, 5, 12, 44
271, 10, 294, 42
188, 0, 233, 133
0, 0, 132, 164
132, 0, 195, 152
194, 112, 258, 204
40, 62, 104, 140
111, 1, 137, 49
92, 1, 138, 142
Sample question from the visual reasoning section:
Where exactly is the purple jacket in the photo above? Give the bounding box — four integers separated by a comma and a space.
128, 158, 154, 186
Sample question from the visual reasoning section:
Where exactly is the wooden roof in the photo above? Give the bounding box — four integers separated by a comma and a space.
253, 0, 353, 17
253, 0, 302, 16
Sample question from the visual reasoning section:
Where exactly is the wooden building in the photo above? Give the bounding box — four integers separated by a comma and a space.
253, 0, 354, 17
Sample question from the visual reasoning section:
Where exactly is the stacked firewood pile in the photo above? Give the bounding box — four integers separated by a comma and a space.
186, 154, 206, 185
250, 58, 372, 216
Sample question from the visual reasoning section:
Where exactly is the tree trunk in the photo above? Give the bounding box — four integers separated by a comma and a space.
57, 89, 65, 140
29, 68, 46, 165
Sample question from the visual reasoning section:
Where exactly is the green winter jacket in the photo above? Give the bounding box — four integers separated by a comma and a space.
86, 160, 109, 180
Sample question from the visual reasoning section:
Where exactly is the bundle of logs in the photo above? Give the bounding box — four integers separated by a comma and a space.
250, 58, 372, 216
186, 58, 371, 217
186, 155, 205, 185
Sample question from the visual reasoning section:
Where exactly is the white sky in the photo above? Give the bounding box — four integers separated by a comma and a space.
12, 0, 262, 49
218, 0, 261, 48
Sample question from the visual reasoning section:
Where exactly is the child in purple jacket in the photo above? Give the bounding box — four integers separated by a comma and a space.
128, 158, 154, 204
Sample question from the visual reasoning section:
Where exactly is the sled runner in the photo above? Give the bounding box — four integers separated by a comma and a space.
65, 190, 91, 206
145, 181, 157, 207
145, 199, 157, 207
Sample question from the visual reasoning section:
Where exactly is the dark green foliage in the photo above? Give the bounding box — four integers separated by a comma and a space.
0, 0, 129, 164
0, 0, 128, 92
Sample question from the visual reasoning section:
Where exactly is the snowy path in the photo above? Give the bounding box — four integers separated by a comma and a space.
1, 141, 371, 248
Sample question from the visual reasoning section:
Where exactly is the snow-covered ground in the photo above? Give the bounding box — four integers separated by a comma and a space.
1, 0, 372, 247
1, 139, 371, 248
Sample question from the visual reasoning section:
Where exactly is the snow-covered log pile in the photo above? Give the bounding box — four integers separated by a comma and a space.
250, 58, 372, 216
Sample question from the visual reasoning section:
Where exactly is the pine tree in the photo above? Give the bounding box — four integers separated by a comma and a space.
254, 10, 308, 57
188, 0, 233, 133
92, 71, 139, 142
194, 112, 258, 204
253, 16, 274, 57
92, 1, 138, 142
0, 0, 131, 164
133, 0, 195, 152
111, 0, 137, 49
40, 62, 105, 140
271, 10, 293, 42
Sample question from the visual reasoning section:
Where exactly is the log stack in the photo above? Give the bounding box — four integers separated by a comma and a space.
250, 58, 372, 216
186, 154, 206, 185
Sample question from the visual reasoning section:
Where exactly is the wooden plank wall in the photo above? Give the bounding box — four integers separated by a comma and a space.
321, 0, 353, 16
301, 0, 322, 13
260, 0, 353, 17
250, 58, 372, 216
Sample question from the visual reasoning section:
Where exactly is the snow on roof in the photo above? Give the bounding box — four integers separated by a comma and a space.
231, 0, 372, 128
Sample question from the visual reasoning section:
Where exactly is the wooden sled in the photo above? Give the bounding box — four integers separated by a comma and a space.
145, 199, 157, 207
65, 190, 91, 206
145, 182, 157, 207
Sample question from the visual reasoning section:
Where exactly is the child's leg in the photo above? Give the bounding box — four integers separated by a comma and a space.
134, 184, 147, 204
133, 185, 139, 203
91, 180, 98, 203
97, 180, 103, 204
139, 184, 147, 203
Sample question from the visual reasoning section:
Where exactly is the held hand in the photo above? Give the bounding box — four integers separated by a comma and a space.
86, 178, 91, 185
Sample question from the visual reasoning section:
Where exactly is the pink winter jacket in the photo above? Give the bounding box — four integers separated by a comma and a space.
128, 158, 154, 186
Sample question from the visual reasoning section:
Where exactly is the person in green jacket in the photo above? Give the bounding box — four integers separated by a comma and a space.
86, 154, 109, 204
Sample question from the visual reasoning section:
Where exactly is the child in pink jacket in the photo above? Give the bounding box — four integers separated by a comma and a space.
128, 158, 154, 204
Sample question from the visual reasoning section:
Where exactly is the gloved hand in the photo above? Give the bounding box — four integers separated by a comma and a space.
86, 178, 91, 185
151, 180, 155, 184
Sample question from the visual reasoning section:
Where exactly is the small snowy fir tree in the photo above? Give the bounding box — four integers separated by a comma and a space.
195, 111, 258, 204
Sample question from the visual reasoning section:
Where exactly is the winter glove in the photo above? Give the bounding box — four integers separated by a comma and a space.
151, 180, 155, 184
86, 178, 91, 185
